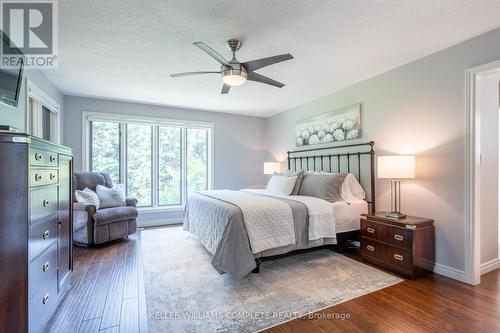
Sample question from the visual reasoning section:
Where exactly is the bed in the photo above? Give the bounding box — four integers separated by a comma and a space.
183, 141, 376, 278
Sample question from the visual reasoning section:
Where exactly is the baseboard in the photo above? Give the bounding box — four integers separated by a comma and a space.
137, 218, 183, 228
433, 262, 467, 282
480, 258, 500, 275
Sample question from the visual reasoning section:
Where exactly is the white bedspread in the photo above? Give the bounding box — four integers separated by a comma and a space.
198, 190, 295, 253
242, 189, 337, 241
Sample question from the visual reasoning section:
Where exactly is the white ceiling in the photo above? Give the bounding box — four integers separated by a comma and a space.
45, 0, 500, 117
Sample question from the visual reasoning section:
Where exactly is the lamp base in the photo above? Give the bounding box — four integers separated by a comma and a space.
386, 212, 407, 220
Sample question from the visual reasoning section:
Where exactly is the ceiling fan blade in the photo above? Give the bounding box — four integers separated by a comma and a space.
170, 71, 220, 78
221, 83, 231, 94
193, 42, 231, 66
247, 72, 285, 88
241, 53, 293, 72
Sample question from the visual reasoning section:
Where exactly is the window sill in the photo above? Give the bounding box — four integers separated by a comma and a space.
138, 205, 184, 213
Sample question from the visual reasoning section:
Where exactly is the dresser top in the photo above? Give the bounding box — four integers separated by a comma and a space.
362, 212, 434, 228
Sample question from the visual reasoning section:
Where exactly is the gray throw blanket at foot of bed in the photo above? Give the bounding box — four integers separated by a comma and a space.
183, 191, 309, 279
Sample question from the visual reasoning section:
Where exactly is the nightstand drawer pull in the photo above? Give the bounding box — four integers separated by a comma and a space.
366, 245, 375, 252
35, 152, 43, 161
394, 234, 404, 241
366, 227, 375, 234
42, 199, 50, 207
42, 293, 49, 305
42, 230, 50, 239
34, 173, 42, 182
49, 155, 56, 162
394, 254, 404, 261
49, 173, 56, 180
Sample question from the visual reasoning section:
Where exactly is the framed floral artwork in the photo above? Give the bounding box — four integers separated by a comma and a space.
295, 104, 361, 147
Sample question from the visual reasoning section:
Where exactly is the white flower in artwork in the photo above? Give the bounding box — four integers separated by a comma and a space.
329, 121, 341, 133
307, 126, 315, 134
314, 125, 322, 133
301, 129, 310, 140
342, 119, 356, 131
317, 130, 326, 139
308, 134, 320, 145
333, 129, 345, 141
346, 129, 360, 140
322, 133, 334, 143
322, 123, 330, 131
296, 137, 304, 146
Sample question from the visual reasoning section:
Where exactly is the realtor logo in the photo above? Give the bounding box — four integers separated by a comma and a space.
0, 0, 58, 68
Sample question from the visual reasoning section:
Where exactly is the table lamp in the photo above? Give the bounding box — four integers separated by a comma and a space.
377, 155, 415, 219
263, 162, 281, 175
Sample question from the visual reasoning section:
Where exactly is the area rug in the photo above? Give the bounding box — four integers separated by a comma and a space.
141, 227, 402, 333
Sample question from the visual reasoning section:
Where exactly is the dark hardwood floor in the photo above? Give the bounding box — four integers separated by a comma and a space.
43, 233, 147, 333
44, 229, 500, 333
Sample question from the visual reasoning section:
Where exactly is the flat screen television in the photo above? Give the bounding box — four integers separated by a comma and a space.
0, 31, 24, 107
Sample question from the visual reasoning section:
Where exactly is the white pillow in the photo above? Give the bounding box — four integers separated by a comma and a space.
75, 187, 100, 210
266, 175, 298, 195
96, 184, 126, 209
341, 173, 365, 202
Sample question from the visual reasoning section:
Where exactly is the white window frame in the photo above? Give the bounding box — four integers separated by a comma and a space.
26, 79, 61, 144
82, 111, 214, 212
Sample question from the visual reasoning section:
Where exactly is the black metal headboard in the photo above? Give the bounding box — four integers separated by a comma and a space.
287, 141, 376, 213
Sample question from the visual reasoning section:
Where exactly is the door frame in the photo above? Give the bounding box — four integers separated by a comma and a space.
465, 59, 500, 285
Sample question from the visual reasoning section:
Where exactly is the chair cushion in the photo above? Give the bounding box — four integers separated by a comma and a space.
73, 172, 114, 202
93, 206, 138, 225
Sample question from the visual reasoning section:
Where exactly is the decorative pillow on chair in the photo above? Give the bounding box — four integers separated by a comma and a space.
96, 184, 126, 209
75, 187, 101, 210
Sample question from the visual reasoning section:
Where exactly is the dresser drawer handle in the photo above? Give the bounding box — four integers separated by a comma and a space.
34, 173, 42, 181
42, 230, 50, 239
49, 173, 56, 180
49, 155, 56, 162
34, 152, 42, 161
394, 234, 404, 241
366, 245, 375, 252
394, 254, 404, 261
43, 199, 50, 207
42, 262, 50, 272
366, 227, 375, 234
42, 293, 49, 305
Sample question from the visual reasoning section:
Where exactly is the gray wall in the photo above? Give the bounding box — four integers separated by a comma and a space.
265, 27, 500, 274
63, 96, 268, 222
0, 68, 63, 132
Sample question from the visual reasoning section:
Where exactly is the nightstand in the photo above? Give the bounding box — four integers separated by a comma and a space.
360, 212, 435, 279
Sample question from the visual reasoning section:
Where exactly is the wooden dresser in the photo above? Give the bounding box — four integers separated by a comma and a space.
0, 133, 73, 333
361, 212, 435, 279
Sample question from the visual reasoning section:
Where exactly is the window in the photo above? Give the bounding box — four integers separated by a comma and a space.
85, 113, 212, 209
27, 80, 61, 144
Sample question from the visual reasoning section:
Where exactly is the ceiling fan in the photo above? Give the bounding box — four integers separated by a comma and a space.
170, 39, 293, 94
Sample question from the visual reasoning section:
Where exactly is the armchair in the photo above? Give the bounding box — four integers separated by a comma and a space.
72, 172, 138, 246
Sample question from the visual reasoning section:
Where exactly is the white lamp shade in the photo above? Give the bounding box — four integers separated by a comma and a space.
264, 162, 281, 175
377, 155, 415, 179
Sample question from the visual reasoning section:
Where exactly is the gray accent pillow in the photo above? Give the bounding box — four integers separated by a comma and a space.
298, 173, 348, 202
283, 170, 305, 195
75, 187, 101, 210
96, 184, 126, 209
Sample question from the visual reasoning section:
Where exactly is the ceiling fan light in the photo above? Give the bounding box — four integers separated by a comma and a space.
222, 74, 247, 86
222, 66, 247, 86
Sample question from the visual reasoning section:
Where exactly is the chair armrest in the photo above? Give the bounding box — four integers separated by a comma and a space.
73, 202, 97, 214
126, 197, 138, 208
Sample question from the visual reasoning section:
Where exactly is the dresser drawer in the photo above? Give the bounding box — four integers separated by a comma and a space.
29, 270, 58, 333
30, 186, 58, 222
362, 237, 412, 271
361, 219, 412, 249
29, 215, 58, 261
29, 241, 58, 299
30, 148, 58, 167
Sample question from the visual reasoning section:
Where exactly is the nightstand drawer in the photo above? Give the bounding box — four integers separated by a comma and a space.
361, 237, 412, 271
361, 219, 412, 249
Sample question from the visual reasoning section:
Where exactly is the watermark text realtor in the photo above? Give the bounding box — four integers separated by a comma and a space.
0, 0, 58, 68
